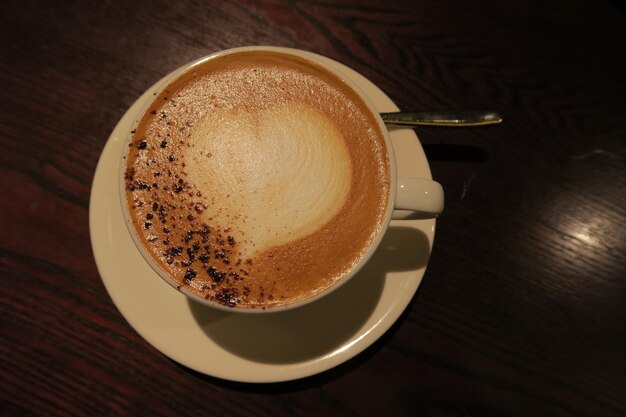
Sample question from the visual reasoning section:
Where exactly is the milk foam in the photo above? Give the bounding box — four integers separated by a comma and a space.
185, 102, 352, 258
125, 50, 391, 308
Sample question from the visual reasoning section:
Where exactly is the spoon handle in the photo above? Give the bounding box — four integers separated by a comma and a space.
380, 111, 502, 127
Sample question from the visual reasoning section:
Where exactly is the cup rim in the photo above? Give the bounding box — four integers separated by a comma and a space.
119, 46, 398, 313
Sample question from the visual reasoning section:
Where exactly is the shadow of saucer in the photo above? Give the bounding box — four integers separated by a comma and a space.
422, 143, 489, 163
187, 226, 430, 365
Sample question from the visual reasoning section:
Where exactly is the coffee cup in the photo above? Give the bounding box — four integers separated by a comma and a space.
120, 46, 443, 312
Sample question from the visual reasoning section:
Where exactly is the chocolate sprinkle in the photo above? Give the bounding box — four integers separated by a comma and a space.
207, 266, 225, 282
215, 288, 239, 307
184, 269, 196, 282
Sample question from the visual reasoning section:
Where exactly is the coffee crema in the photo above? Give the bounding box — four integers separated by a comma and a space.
123, 51, 390, 309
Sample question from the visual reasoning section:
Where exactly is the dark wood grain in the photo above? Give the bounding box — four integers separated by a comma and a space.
1, 0, 625, 416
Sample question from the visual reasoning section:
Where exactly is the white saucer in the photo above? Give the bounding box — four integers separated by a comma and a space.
89, 50, 436, 383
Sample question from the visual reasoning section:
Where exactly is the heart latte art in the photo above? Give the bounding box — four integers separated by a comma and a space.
186, 103, 352, 258
124, 51, 390, 309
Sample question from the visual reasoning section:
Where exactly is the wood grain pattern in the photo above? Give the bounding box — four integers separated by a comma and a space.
1, 0, 625, 416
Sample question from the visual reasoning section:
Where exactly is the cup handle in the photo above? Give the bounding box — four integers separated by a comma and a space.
392, 178, 444, 220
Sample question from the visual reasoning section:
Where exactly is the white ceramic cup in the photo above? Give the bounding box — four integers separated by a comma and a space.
120, 46, 444, 312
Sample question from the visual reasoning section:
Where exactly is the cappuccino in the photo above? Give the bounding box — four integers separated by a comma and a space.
123, 50, 391, 309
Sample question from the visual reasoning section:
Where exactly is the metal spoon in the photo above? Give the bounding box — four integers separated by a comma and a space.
381, 111, 502, 127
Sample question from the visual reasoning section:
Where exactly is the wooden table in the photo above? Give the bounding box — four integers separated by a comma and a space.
2, 1, 625, 416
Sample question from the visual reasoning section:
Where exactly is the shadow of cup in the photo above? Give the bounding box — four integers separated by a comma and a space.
187, 225, 431, 364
